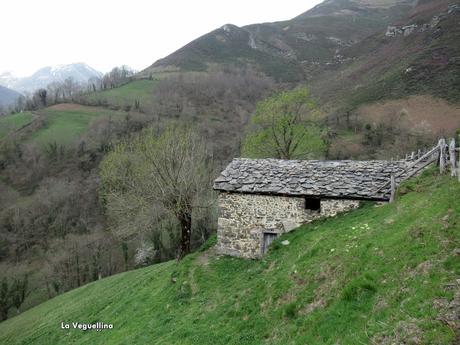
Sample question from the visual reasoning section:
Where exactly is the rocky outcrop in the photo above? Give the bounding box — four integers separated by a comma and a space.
385, 4, 459, 37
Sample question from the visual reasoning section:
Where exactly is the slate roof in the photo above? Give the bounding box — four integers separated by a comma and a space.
213, 158, 413, 201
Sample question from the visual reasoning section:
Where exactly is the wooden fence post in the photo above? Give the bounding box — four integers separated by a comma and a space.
439, 138, 446, 174
449, 138, 457, 177
458, 134, 460, 182
390, 174, 396, 203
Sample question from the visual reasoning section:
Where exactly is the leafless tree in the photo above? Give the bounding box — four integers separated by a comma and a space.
100, 126, 215, 259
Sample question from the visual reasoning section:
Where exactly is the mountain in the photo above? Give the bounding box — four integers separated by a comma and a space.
142, 0, 416, 82
142, 0, 460, 108
308, 0, 460, 109
0, 85, 21, 107
0, 72, 19, 90
0, 63, 103, 94
1, 169, 459, 344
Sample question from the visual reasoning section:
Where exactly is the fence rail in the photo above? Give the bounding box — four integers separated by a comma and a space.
379, 136, 460, 202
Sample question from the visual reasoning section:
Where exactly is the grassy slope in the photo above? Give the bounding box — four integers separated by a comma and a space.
84, 79, 158, 109
0, 112, 34, 139
29, 104, 125, 147
0, 168, 459, 344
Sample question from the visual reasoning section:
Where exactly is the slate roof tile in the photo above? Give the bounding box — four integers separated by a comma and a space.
213, 158, 413, 201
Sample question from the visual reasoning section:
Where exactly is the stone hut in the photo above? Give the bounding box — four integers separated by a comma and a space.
213, 158, 412, 259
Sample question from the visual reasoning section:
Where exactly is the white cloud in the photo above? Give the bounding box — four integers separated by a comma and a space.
0, 0, 322, 77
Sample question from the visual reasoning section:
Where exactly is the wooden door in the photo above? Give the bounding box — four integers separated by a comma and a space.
262, 232, 278, 254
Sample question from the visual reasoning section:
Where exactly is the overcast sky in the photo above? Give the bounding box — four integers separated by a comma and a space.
1, 0, 322, 77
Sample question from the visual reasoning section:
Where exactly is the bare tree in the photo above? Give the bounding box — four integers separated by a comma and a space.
63, 77, 76, 98
100, 126, 215, 259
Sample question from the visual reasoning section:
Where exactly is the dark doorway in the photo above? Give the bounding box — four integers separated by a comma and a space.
262, 232, 278, 254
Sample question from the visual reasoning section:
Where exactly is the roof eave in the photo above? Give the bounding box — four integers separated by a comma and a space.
213, 188, 390, 202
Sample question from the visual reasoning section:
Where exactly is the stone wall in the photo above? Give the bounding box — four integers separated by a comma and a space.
216, 192, 359, 258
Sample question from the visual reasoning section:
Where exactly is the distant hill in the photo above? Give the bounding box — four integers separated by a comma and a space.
0, 63, 102, 94
0, 85, 21, 107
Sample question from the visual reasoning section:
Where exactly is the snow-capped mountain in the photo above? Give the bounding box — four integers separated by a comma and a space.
0, 72, 20, 90
0, 63, 103, 93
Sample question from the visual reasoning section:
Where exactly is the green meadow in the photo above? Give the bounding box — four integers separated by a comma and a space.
84, 79, 158, 110
30, 105, 125, 147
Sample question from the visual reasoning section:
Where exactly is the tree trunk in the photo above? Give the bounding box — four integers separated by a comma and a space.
177, 212, 192, 260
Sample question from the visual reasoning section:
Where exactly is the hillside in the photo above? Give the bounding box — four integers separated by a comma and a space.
0, 85, 21, 107
30, 104, 127, 147
142, 0, 415, 82
1, 168, 459, 344
0, 103, 151, 315
79, 68, 276, 162
0, 111, 34, 139
135, 0, 460, 159
82, 79, 159, 110
0, 104, 133, 145
311, 0, 460, 110
141, 0, 460, 109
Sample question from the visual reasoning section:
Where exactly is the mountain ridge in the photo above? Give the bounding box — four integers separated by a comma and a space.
140, 0, 460, 110
0, 63, 102, 94
141, 0, 417, 81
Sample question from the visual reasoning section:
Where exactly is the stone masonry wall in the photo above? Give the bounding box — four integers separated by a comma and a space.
216, 192, 359, 258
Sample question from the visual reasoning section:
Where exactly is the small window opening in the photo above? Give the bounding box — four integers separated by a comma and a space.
305, 198, 321, 212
